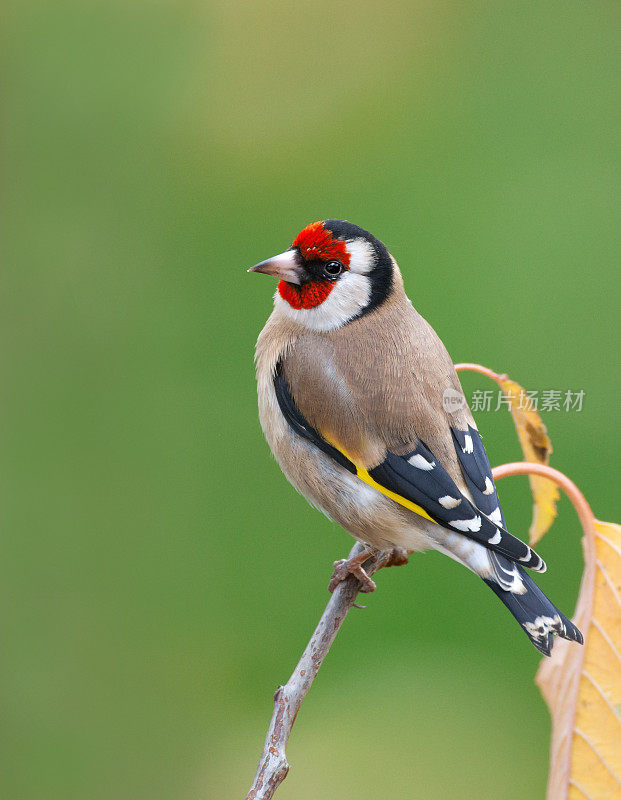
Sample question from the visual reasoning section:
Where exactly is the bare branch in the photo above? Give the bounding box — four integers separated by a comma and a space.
245, 542, 407, 800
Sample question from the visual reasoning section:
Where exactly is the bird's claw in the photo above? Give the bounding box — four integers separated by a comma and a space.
328, 556, 377, 593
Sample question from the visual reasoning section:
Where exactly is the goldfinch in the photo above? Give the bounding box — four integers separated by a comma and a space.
250, 220, 582, 656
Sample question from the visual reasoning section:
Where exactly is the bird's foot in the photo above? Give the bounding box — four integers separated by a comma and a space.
328, 546, 410, 593
328, 549, 378, 593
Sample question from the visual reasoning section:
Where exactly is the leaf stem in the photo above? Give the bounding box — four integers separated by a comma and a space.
454, 361, 506, 384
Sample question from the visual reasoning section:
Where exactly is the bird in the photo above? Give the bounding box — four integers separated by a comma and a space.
249, 219, 583, 656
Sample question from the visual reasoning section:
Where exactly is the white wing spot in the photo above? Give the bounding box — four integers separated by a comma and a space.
439, 495, 461, 509
488, 506, 503, 526
462, 434, 473, 454
408, 454, 435, 471
483, 477, 494, 495
449, 516, 482, 532
519, 549, 546, 573
488, 529, 502, 545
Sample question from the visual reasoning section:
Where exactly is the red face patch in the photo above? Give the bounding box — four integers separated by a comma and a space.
292, 221, 351, 267
278, 279, 334, 310
278, 222, 349, 310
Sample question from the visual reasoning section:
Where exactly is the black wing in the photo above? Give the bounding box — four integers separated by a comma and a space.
274, 364, 545, 573
366, 441, 544, 572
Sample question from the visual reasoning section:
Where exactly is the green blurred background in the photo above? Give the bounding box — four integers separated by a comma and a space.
4, 2, 620, 798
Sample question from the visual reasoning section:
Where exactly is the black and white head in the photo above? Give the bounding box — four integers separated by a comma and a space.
248, 220, 395, 331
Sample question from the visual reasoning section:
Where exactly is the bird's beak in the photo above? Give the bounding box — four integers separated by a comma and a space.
247, 249, 307, 285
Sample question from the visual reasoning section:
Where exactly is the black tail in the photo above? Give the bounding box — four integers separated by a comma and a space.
484, 563, 583, 656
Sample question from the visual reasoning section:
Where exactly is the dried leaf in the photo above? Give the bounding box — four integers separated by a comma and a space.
497, 376, 560, 545
537, 520, 621, 800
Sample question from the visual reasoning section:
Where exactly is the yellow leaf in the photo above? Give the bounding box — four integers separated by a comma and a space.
536, 520, 621, 800
497, 376, 560, 545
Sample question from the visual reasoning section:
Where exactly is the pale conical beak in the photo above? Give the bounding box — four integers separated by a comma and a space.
247, 249, 307, 285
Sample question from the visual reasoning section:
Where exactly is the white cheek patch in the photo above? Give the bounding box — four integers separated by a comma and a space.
274, 272, 372, 331
345, 238, 375, 274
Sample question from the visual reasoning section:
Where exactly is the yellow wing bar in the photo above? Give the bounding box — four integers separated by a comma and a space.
354, 464, 436, 523
326, 438, 437, 524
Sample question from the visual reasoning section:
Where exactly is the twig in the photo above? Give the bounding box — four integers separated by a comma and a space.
245, 543, 406, 800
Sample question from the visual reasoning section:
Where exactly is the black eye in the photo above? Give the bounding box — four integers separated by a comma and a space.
324, 260, 343, 277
